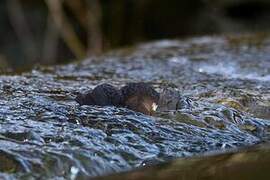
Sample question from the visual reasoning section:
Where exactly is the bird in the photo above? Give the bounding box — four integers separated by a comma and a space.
75, 82, 160, 115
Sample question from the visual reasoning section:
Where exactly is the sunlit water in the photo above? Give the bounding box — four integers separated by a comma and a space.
0, 33, 270, 179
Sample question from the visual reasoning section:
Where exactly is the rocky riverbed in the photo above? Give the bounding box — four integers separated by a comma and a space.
0, 33, 270, 179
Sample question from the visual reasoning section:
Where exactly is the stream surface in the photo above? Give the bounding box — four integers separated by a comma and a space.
0, 33, 270, 179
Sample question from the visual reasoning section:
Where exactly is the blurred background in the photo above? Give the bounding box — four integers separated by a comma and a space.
1, 0, 270, 72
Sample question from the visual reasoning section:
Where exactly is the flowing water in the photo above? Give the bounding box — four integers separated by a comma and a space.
0, 33, 270, 179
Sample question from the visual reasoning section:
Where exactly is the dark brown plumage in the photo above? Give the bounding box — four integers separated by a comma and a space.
121, 82, 159, 115
75, 82, 160, 115
75, 83, 123, 106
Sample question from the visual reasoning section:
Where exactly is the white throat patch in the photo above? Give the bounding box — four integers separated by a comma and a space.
152, 103, 158, 111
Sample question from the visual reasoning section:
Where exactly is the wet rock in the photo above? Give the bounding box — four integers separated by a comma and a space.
157, 88, 192, 111
97, 144, 270, 180
1, 33, 270, 178
0, 150, 23, 173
